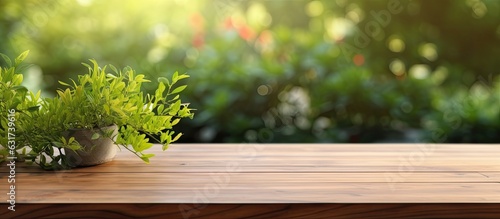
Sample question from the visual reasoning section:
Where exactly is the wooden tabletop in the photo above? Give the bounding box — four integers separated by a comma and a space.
2, 143, 500, 218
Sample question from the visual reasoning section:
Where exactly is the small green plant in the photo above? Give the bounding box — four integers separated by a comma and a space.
1, 52, 194, 170
0, 51, 32, 162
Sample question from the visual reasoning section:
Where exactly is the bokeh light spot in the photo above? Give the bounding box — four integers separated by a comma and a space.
346, 4, 364, 23
389, 59, 405, 76
431, 66, 449, 85
346, 11, 361, 23
147, 47, 167, 63
419, 43, 438, 61
471, 1, 488, 18
387, 35, 405, 53
353, 54, 364, 66
247, 3, 272, 28
295, 116, 311, 130
257, 84, 271, 96
409, 64, 431, 79
326, 18, 354, 41
306, 1, 324, 17
314, 117, 331, 130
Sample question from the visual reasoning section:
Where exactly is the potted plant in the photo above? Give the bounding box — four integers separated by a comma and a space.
2, 52, 194, 170
0, 51, 33, 163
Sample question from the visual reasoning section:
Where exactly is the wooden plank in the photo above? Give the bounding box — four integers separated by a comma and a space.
13, 172, 500, 184
3, 204, 500, 219
11, 164, 500, 173
7, 143, 500, 173
1, 144, 500, 218
12, 166, 500, 173
12, 173, 500, 203
15, 182, 500, 203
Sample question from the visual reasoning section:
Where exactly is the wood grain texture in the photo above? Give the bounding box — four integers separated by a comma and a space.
1, 143, 500, 218
2, 204, 500, 219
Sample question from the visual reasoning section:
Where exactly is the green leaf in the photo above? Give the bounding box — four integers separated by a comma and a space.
157, 104, 164, 114
170, 85, 187, 95
106, 73, 117, 79
0, 53, 12, 66
0, 120, 7, 129
169, 100, 181, 116
142, 153, 155, 159
171, 94, 180, 101
155, 82, 166, 100
60, 137, 68, 145
158, 77, 170, 85
135, 74, 150, 83
48, 145, 54, 155
59, 80, 71, 87
68, 144, 81, 151
160, 131, 170, 142
70, 78, 79, 88
171, 72, 179, 83
67, 137, 75, 144
127, 68, 134, 81
162, 143, 169, 151
172, 132, 183, 142
178, 105, 193, 118
109, 64, 118, 74
140, 156, 151, 163
12, 86, 28, 93
81, 62, 92, 70
91, 133, 100, 140
52, 142, 64, 148
171, 118, 180, 126
104, 104, 110, 114
14, 50, 29, 66
176, 74, 190, 81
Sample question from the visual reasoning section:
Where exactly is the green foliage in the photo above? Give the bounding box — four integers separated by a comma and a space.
1, 52, 194, 169
18, 96, 81, 169
1, 1, 499, 144
0, 50, 34, 162
424, 80, 500, 143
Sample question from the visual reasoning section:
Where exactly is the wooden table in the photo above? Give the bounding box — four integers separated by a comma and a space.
1, 143, 500, 218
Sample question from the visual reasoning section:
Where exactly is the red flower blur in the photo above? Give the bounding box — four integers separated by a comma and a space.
223, 17, 255, 42
190, 13, 205, 48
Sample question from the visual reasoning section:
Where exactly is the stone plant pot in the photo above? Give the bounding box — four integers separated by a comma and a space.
64, 124, 119, 167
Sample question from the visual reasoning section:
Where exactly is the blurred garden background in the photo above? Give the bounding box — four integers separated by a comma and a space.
1, 0, 499, 143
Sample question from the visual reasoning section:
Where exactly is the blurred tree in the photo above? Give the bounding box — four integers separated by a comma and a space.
1, 0, 498, 143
